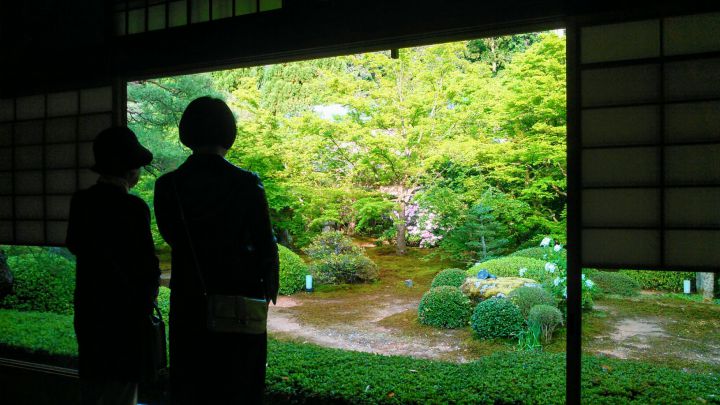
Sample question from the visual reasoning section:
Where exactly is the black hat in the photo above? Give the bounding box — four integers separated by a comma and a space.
179, 96, 237, 150
91, 127, 153, 176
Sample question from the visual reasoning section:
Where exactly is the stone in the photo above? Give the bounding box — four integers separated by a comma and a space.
461, 276, 539, 302
404, 279, 414, 288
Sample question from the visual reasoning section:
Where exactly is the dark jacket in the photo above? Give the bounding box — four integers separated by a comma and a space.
154, 154, 279, 404
66, 182, 160, 381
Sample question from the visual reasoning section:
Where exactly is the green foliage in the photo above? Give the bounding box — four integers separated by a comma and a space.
508, 286, 556, 318
510, 246, 567, 261
303, 231, 360, 259
436, 202, 509, 265
470, 298, 525, 339
305, 232, 378, 285
528, 304, 563, 342
157, 286, 170, 326
0, 309, 77, 358
468, 256, 547, 280
352, 197, 395, 236
620, 270, 695, 292
592, 271, 640, 297
1, 309, 719, 404
516, 322, 543, 352
1, 252, 75, 314
466, 34, 541, 74
310, 254, 378, 285
417, 286, 471, 329
278, 244, 308, 295
430, 268, 467, 289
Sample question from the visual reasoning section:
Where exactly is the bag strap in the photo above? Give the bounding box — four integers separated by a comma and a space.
170, 173, 208, 297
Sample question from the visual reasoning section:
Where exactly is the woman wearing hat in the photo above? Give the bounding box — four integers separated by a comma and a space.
66, 127, 160, 405
154, 97, 279, 404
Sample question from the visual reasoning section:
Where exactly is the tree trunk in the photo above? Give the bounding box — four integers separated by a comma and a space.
481, 235, 487, 260
698, 272, 715, 301
396, 202, 407, 255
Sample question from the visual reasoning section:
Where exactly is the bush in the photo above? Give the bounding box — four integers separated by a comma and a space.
417, 286, 471, 329
278, 245, 308, 295
305, 232, 378, 285
528, 304, 563, 342
157, 286, 170, 326
508, 286, 556, 318
303, 231, 360, 259
510, 246, 567, 261
620, 270, 695, 292
592, 271, 640, 297
470, 298, 525, 339
1, 253, 75, 314
310, 254, 378, 284
430, 268, 467, 288
468, 256, 547, 281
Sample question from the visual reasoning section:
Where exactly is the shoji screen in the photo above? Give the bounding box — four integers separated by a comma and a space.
578, 12, 720, 269
0, 86, 117, 245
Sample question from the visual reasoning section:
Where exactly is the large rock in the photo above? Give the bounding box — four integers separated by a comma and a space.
461, 276, 540, 302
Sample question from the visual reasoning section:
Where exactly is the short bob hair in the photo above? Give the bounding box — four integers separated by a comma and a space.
179, 96, 237, 150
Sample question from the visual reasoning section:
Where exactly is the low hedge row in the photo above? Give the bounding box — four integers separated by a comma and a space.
2, 309, 718, 404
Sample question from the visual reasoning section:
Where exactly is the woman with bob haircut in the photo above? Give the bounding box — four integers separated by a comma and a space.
154, 96, 279, 404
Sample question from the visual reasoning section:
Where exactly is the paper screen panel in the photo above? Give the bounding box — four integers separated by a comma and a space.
664, 13, 720, 56
582, 147, 660, 187
665, 144, 720, 186
582, 229, 661, 266
582, 106, 660, 147
581, 65, 660, 107
581, 20, 660, 64
665, 188, 720, 228
15, 196, 44, 220
582, 188, 660, 227
665, 230, 720, 267
47, 92, 79, 117
15, 221, 44, 244
665, 58, 720, 102
665, 101, 720, 143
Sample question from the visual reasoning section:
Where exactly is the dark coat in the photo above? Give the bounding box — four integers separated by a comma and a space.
154, 154, 279, 404
66, 182, 160, 381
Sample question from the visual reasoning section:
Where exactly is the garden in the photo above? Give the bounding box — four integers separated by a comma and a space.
1, 31, 719, 403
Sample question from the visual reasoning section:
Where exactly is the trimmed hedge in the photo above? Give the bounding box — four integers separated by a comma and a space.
0, 253, 75, 314
468, 256, 547, 281
417, 286, 471, 329
619, 270, 695, 292
470, 298, 525, 339
278, 245, 308, 295
508, 286, 556, 318
1, 309, 719, 404
430, 268, 467, 288
509, 246, 567, 262
592, 271, 640, 297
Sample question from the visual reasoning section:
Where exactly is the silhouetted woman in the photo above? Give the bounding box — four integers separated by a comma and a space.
154, 97, 279, 404
66, 127, 160, 405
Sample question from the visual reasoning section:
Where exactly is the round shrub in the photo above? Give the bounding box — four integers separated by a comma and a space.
470, 298, 525, 339
592, 271, 640, 297
417, 286, 471, 329
303, 231, 360, 259
528, 304, 563, 342
467, 257, 547, 280
508, 286, 556, 318
431, 268, 467, 289
620, 270, 695, 292
310, 254, 378, 284
1, 252, 75, 314
278, 245, 308, 295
